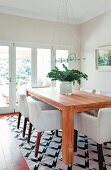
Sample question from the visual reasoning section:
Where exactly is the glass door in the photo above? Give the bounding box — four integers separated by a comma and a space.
0, 44, 32, 113
0, 45, 12, 114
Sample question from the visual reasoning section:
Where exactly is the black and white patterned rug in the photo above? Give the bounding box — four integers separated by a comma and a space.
6, 115, 111, 170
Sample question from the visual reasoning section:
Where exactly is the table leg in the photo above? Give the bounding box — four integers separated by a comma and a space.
62, 106, 74, 165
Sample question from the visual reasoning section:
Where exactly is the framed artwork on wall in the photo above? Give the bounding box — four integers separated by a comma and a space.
95, 45, 111, 71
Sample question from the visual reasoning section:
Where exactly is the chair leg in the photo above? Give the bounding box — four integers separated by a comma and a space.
17, 112, 21, 129
55, 130, 59, 137
51, 130, 54, 135
85, 136, 89, 168
27, 123, 32, 143
35, 132, 42, 157
104, 142, 107, 146
74, 129, 78, 152
97, 143, 106, 170
23, 117, 28, 137
67, 165, 72, 170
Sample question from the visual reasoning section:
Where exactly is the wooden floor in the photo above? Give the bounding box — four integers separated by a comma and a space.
0, 114, 29, 170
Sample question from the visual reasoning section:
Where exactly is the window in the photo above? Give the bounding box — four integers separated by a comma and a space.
16, 47, 31, 93
37, 48, 51, 80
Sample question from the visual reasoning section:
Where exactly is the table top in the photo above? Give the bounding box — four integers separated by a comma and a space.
26, 87, 111, 112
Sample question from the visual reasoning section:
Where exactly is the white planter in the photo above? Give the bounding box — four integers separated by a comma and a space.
60, 81, 72, 94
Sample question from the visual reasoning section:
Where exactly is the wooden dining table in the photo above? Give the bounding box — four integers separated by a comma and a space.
26, 87, 111, 168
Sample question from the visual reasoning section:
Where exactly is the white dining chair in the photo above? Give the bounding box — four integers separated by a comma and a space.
74, 108, 111, 170
27, 96, 62, 157
80, 88, 98, 116
17, 92, 55, 138
17, 93, 29, 137
74, 88, 97, 152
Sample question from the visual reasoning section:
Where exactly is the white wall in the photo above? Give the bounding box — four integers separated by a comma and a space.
0, 13, 80, 69
1, 11, 111, 91
0, 14, 78, 42
80, 10, 111, 91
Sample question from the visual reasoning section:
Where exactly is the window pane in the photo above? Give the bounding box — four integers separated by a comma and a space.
16, 47, 31, 94
37, 48, 51, 80
56, 50, 68, 70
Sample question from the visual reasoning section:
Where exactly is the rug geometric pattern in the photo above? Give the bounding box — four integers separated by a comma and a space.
6, 115, 111, 170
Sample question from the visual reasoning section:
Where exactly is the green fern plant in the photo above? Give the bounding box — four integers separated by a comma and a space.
47, 64, 88, 85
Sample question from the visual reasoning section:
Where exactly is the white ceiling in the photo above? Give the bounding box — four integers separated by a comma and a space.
0, 0, 111, 24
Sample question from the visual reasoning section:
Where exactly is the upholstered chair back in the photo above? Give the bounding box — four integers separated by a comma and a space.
27, 96, 61, 132
80, 87, 96, 94
80, 107, 111, 144
80, 88, 97, 116
100, 90, 111, 96
17, 93, 29, 118
98, 108, 111, 143
27, 96, 41, 127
